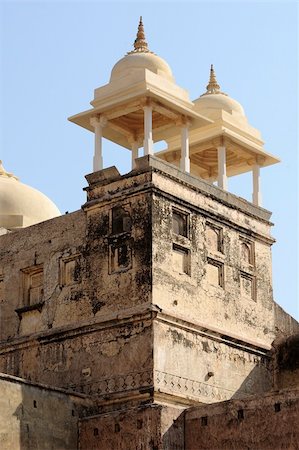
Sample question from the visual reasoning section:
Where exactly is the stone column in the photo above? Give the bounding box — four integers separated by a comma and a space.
252, 163, 262, 206
143, 104, 153, 155
217, 146, 227, 190
131, 141, 139, 170
90, 117, 107, 172
180, 124, 190, 173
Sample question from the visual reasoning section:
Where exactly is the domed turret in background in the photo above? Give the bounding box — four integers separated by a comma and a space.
157, 65, 280, 205
0, 161, 60, 230
194, 65, 245, 119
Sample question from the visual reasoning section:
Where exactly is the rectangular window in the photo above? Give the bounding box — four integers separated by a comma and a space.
207, 258, 224, 287
111, 206, 131, 235
22, 266, 44, 306
110, 243, 132, 273
240, 237, 255, 266
60, 255, 80, 286
240, 272, 256, 301
172, 244, 190, 275
172, 209, 188, 238
206, 223, 223, 253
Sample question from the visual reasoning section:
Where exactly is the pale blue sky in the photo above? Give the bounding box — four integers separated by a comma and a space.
0, 1, 298, 318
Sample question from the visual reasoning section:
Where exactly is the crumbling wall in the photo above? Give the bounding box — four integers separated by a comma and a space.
79, 404, 184, 450
185, 388, 299, 450
0, 317, 154, 397
152, 171, 277, 346
272, 333, 299, 390
0, 175, 153, 396
153, 320, 271, 403
0, 210, 87, 341
84, 190, 152, 316
0, 373, 89, 450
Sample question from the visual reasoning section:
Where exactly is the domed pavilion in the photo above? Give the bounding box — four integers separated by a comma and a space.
69, 17, 279, 207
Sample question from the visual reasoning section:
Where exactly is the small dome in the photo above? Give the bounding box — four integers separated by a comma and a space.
194, 93, 245, 117
110, 17, 174, 83
194, 65, 245, 118
0, 162, 60, 230
110, 52, 174, 83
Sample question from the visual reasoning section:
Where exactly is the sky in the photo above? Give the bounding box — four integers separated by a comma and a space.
0, 1, 298, 319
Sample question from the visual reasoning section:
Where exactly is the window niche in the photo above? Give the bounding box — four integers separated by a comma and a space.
240, 272, 256, 301
109, 205, 133, 274
206, 258, 224, 288
206, 223, 223, 253
240, 239, 255, 266
60, 254, 81, 287
109, 242, 132, 274
172, 209, 188, 238
20, 265, 44, 310
111, 205, 131, 235
172, 244, 190, 275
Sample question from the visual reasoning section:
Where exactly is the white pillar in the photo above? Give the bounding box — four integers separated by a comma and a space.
252, 163, 262, 206
180, 125, 190, 173
131, 141, 139, 169
217, 146, 227, 190
143, 105, 153, 155
90, 117, 106, 172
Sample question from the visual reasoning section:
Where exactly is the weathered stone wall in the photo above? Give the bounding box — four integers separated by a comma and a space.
0, 210, 86, 340
0, 158, 297, 411
0, 316, 154, 398
0, 372, 90, 450
0, 178, 152, 342
272, 333, 299, 390
79, 404, 184, 450
153, 319, 271, 404
0, 173, 153, 398
151, 170, 276, 346
184, 388, 299, 450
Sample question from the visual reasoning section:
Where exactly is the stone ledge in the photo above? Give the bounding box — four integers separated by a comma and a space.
134, 155, 273, 223
0, 371, 91, 399
156, 309, 272, 354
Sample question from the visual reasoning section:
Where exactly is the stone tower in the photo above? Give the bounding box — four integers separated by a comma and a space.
0, 18, 298, 449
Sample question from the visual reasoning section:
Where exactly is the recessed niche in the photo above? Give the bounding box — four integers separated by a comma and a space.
60, 254, 80, 286
21, 265, 44, 307
0, 275, 4, 303
172, 244, 190, 275
207, 258, 224, 287
240, 272, 256, 301
172, 209, 188, 238
110, 243, 132, 273
237, 409, 244, 420
111, 206, 131, 235
206, 224, 223, 253
240, 238, 254, 266
201, 416, 208, 426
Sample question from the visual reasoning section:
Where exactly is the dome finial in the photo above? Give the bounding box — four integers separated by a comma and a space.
206, 64, 221, 94
201, 64, 227, 97
0, 160, 18, 180
131, 16, 150, 53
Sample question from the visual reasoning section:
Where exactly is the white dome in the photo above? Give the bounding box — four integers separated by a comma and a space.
194, 93, 245, 117
110, 18, 174, 83
0, 162, 60, 230
110, 52, 174, 83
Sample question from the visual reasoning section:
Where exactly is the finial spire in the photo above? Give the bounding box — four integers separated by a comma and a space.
0, 160, 18, 180
128, 16, 151, 54
206, 64, 220, 93
201, 64, 227, 96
